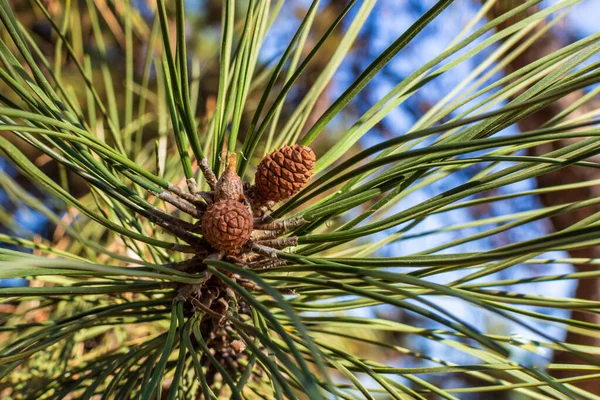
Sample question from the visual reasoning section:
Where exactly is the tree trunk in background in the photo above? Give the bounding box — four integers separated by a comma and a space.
487, 2, 600, 393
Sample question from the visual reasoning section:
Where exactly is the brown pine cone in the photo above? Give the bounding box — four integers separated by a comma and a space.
202, 200, 253, 252
254, 145, 316, 202
215, 153, 244, 202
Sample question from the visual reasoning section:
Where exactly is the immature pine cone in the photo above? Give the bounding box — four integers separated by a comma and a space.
202, 200, 253, 252
215, 153, 244, 202
255, 144, 316, 202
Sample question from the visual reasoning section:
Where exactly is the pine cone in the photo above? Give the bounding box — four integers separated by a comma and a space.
255, 145, 316, 202
202, 200, 253, 252
215, 153, 244, 202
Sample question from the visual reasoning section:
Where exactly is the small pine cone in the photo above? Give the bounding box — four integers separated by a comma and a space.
202, 200, 253, 252
215, 153, 244, 202
255, 145, 316, 202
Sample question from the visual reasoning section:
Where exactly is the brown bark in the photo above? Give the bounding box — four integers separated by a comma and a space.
487, 2, 600, 393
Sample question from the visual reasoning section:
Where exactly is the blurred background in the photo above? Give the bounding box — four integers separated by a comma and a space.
3, 0, 599, 397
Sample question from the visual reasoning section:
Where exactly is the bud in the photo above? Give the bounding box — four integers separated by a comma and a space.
215, 153, 244, 202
